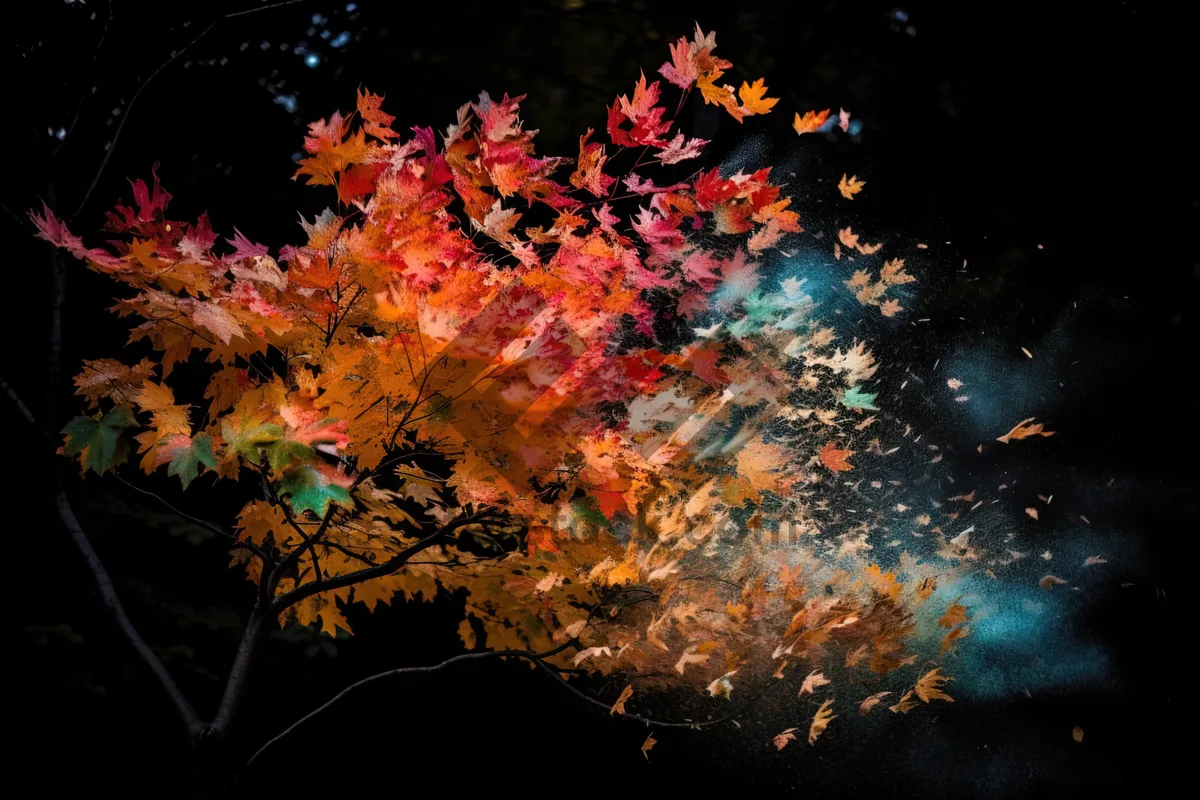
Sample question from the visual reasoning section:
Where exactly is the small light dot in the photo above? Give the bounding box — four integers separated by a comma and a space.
304, 53, 321, 68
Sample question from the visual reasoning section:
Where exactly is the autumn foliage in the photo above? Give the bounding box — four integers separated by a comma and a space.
34, 25, 991, 743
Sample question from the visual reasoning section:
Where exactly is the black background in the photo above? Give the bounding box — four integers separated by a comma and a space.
3, 1, 1194, 796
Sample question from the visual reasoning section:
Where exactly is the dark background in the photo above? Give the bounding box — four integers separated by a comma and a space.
3, 1, 1194, 796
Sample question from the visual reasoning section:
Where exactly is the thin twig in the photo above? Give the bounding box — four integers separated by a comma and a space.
73, 0, 311, 217
240, 643, 577, 774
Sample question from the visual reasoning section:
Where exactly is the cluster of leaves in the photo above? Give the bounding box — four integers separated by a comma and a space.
33, 24, 1050, 743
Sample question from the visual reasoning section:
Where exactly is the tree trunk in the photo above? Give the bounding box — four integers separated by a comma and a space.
189, 733, 232, 800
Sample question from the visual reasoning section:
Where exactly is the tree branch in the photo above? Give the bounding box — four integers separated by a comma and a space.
55, 486, 204, 735
239, 643, 577, 774
3, 375, 203, 736
73, 0, 312, 217
268, 512, 489, 615
209, 609, 270, 736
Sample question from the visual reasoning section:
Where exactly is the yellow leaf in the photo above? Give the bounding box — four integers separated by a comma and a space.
808, 699, 836, 744
914, 668, 954, 703
838, 174, 865, 199
738, 78, 779, 115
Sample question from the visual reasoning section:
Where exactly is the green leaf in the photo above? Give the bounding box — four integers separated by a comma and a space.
571, 496, 611, 529
167, 433, 219, 489
264, 439, 316, 471
841, 385, 879, 411
279, 465, 354, 517
62, 405, 138, 475
221, 421, 284, 462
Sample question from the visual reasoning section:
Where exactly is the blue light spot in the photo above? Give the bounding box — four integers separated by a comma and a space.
274, 94, 298, 113
304, 53, 321, 68
331, 31, 351, 48
848, 119, 864, 135
345, 2, 358, 11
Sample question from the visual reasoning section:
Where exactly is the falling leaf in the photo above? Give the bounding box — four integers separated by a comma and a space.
707, 670, 737, 699
675, 645, 711, 675
889, 689, 918, 714
914, 668, 954, 703
793, 108, 831, 135
611, 684, 633, 715
819, 441, 854, 472
1021, 347, 1033, 358
859, 692, 892, 715
880, 298, 903, 317
1072, 726, 1084, 743
799, 670, 831, 695
738, 78, 779, 115
838, 174, 865, 200
947, 378, 964, 390
1082, 556, 1107, 567
641, 734, 657, 761
808, 699, 837, 744
1025, 507, 1039, 520
997, 417, 1056, 443
1039, 575, 1067, 589
773, 728, 798, 750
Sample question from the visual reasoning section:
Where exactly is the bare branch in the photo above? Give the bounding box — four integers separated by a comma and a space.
56, 487, 203, 734
74, 0, 312, 217
240, 643, 577, 774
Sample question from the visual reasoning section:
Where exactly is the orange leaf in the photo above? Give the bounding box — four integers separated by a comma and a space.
997, 417, 1056, 443
610, 684, 633, 715
838, 174, 865, 199
793, 108, 831, 135
819, 441, 854, 472
738, 78, 779, 115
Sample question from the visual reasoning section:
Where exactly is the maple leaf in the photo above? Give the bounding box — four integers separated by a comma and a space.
889, 690, 918, 714
611, 684, 633, 715
799, 670, 831, 695
674, 645, 711, 675
880, 258, 915, 285
356, 88, 398, 140
842, 385, 879, 411
997, 417, 1056, 443
62, 406, 138, 475
568, 128, 615, 197
73, 359, 157, 408
655, 132, 708, 164
641, 734, 657, 761
164, 433, 219, 489
525, 526, 560, 557
738, 78, 779, 116
808, 699, 836, 745
819, 441, 854, 472
859, 692, 892, 714
880, 298, 903, 317
279, 465, 355, 517
914, 668, 955, 703
793, 109, 831, 135
838, 174, 865, 199
773, 728, 798, 750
